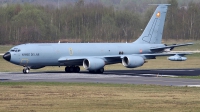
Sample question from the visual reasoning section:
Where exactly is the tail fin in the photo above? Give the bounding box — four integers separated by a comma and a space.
134, 4, 170, 44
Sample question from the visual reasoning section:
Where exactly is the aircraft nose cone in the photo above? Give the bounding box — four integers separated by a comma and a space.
3, 52, 11, 61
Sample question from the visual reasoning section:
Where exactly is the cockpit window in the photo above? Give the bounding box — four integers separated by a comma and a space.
10, 48, 21, 52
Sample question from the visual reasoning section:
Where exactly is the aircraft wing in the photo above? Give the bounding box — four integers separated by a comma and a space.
58, 52, 192, 62
58, 55, 121, 62
58, 56, 85, 62
58, 55, 122, 65
150, 43, 193, 52
58, 56, 85, 65
58, 52, 192, 66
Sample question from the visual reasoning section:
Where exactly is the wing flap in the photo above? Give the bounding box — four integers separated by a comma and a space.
58, 55, 123, 66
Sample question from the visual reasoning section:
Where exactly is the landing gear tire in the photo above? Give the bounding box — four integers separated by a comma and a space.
69, 67, 74, 72
65, 66, 80, 73
89, 70, 95, 73
89, 68, 104, 74
97, 68, 104, 74
74, 66, 80, 73
23, 68, 29, 74
65, 66, 70, 72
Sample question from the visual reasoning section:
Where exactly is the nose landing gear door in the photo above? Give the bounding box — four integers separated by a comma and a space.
20, 59, 29, 67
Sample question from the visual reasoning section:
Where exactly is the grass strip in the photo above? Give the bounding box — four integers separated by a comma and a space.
0, 82, 200, 112
178, 75, 200, 79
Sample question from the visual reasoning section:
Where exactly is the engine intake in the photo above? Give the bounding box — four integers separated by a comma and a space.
122, 56, 144, 68
83, 58, 105, 70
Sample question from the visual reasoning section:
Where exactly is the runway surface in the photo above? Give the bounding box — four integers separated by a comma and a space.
0, 69, 200, 86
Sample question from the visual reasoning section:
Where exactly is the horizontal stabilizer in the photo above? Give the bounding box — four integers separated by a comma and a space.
143, 52, 192, 57
148, 4, 171, 6
142, 52, 192, 60
150, 43, 193, 52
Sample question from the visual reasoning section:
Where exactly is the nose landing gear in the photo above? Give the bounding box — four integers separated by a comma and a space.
23, 67, 30, 74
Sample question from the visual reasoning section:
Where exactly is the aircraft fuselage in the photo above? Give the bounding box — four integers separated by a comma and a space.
8, 43, 164, 67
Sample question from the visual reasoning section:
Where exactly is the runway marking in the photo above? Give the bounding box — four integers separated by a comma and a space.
138, 74, 178, 77
128, 78, 200, 84
185, 85, 200, 87
154, 70, 194, 71
106, 72, 179, 77
171, 51, 200, 53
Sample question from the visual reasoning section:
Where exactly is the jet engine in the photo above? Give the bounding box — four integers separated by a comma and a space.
168, 55, 187, 61
122, 56, 144, 68
83, 58, 105, 71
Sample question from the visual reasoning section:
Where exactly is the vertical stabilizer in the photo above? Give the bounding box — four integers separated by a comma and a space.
134, 4, 170, 44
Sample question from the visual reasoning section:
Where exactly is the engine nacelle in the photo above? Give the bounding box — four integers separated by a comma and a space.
83, 58, 105, 71
122, 56, 144, 68
168, 55, 187, 61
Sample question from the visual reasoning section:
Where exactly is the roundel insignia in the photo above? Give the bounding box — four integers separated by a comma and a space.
139, 49, 143, 53
156, 12, 160, 18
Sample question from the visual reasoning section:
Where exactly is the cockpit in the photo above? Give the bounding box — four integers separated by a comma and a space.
10, 48, 21, 52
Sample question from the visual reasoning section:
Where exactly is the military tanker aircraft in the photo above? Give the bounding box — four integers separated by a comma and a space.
3, 4, 193, 74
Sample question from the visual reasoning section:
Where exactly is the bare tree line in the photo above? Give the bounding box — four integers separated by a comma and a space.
0, 0, 200, 44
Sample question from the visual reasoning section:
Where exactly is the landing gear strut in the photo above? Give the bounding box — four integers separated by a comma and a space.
23, 67, 30, 74
65, 66, 80, 73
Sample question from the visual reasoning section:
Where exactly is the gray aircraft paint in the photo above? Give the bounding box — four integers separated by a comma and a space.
11, 43, 161, 66
3, 4, 193, 73
134, 4, 168, 44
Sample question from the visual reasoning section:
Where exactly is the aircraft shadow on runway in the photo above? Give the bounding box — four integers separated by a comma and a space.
42, 69, 200, 77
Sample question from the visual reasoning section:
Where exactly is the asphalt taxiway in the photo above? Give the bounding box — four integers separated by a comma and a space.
0, 69, 200, 86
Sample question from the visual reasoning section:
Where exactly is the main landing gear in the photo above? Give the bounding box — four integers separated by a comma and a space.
89, 68, 104, 74
23, 67, 30, 74
65, 66, 80, 73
